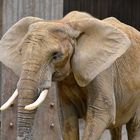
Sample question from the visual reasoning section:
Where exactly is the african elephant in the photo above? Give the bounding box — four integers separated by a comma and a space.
0, 11, 140, 140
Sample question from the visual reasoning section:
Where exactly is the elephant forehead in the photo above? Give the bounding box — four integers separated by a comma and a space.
25, 29, 60, 49
22, 35, 61, 61
29, 21, 48, 30
29, 21, 65, 31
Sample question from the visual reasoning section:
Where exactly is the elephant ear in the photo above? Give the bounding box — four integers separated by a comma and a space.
0, 17, 43, 76
64, 12, 131, 87
62, 11, 93, 21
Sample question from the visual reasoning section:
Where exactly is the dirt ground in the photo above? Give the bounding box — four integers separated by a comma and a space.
79, 120, 128, 140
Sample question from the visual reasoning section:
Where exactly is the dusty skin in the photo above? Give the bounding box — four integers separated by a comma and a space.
0, 11, 140, 140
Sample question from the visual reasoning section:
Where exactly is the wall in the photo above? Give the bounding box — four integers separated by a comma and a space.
64, 0, 140, 30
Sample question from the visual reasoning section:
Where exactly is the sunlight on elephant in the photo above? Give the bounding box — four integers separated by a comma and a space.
0, 11, 140, 140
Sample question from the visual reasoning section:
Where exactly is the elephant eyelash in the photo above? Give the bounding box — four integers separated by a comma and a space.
52, 51, 62, 60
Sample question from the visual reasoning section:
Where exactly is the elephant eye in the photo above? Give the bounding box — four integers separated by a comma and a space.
52, 51, 62, 60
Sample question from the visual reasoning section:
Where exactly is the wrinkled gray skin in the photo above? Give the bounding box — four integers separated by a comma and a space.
0, 11, 140, 140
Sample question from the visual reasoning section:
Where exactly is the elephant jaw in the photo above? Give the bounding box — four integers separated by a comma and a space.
0, 89, 49, 111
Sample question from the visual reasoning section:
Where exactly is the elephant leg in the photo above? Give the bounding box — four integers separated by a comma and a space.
60, 102, 79, 140
110, 126, 122, 140
82, 109, 109, 140
126, 108, 140, 140
82, 71, 116, 140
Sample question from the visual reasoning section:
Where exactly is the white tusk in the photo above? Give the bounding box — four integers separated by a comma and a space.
0, 89, 18, 111
24, 89, 48, 110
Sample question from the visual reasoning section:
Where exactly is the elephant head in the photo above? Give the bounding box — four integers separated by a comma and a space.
0, 11, 130, 139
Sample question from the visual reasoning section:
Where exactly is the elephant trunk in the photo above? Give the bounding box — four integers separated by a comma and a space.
16, 60, 51, 140
0, 58, 51, 139
17, 71, 38, 140
16, 58, 47, 139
